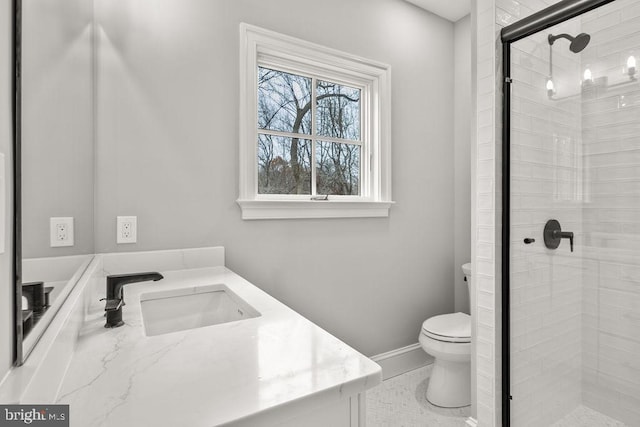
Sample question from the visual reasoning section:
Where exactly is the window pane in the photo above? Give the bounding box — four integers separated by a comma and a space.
258, 67, 311, 134
316, 81, 360, 141
258, 134, 312, 194
316, 141, 360, 195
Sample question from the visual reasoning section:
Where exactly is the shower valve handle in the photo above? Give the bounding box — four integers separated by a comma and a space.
543, 219, 574, 252
553, 230, 574, 252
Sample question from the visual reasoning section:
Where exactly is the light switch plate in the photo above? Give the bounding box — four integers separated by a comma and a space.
117, 216, 137, 244
50, 217, 74, 247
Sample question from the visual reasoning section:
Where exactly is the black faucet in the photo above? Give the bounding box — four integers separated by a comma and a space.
22, 281, 46, 316
103, 272, 163, 328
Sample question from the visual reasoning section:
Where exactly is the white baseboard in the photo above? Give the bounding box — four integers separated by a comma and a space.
371, 343, 433, 380
466, 416, 478, 427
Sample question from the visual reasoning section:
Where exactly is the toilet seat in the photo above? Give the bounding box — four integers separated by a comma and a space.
421, 312, 470, 343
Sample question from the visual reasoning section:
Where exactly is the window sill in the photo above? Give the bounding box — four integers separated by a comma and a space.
237, 199, 394, 220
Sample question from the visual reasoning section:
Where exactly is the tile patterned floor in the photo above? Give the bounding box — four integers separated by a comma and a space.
550, 405, 628, 427
366, 366, 627, 426
366, 365, 470, 427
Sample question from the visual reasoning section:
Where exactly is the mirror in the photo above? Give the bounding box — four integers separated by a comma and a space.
15, 0, 95, 363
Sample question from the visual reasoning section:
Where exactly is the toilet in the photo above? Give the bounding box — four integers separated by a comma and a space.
418, 263, 472, 408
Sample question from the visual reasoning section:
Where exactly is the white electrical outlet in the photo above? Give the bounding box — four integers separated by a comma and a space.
117, 216, 137, 244
50, 217, 74, 247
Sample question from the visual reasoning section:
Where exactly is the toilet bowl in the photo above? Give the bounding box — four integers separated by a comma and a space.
419, 263, 472, 408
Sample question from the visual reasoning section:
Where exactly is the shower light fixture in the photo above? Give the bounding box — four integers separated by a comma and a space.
583, 68, 593, 85
546, 77, 556, 98
627, 55, 637, 79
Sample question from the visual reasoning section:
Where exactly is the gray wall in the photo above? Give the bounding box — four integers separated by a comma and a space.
21, 0, 94, 258
94, 0, 456, 356
454, 15, 471, 313
0, 0, 15, 380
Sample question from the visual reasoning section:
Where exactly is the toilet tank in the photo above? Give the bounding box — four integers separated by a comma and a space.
461, 263, 472, 306
461, 263, 472, 280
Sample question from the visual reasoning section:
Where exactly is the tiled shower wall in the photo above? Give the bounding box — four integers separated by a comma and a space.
509, 17, 584, 426
580, 0, 640, 424
475, 0, 640, 426
474, 1, 501, 424
474, 0, 564, 425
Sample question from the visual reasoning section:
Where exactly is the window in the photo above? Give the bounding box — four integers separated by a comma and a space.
238, 24, 392, 219
257, 68, 362, 196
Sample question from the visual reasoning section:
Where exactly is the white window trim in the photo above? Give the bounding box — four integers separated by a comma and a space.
238, 23, 393, 220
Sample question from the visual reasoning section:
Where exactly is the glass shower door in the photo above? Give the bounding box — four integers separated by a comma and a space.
509, 1, 640, 425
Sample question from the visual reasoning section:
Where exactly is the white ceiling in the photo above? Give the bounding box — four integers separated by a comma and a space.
405, 0, 471, 22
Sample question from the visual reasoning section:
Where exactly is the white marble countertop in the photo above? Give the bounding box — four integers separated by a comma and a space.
57, 266, 381, 427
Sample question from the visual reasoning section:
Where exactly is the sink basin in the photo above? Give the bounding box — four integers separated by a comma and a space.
140, 284, 260, 337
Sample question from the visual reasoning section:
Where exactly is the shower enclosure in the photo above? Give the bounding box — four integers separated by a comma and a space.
502, 0, 640, 425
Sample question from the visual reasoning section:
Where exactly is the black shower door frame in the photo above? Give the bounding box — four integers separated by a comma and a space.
500, 0, 617, 425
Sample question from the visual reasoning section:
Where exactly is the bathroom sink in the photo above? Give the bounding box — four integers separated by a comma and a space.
140, 284, 260, 336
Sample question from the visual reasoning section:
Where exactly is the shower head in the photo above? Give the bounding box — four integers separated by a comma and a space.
548, 32, 591, 53
570, 33, 591, 53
